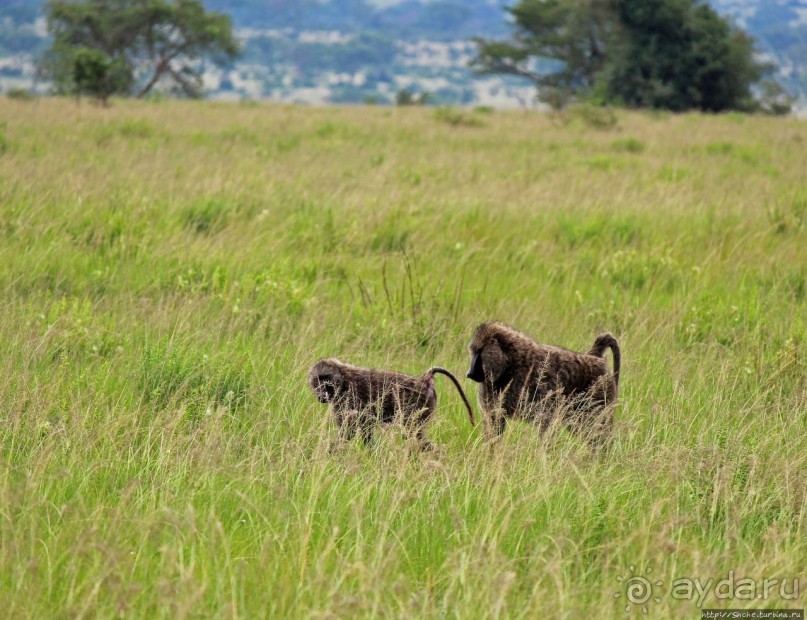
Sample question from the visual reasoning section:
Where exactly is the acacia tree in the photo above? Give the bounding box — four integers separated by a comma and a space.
473, 0, 778, 112
72, 47, 132, 105
42, 0, 240, 101
472, 0, 620, 108
605, 0, 765, 112
134, 0, 240, 97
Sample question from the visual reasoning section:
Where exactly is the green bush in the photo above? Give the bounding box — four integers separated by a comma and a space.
434, 107, 485, 128
6, 88, 35, 101
140, 340, 250, 415
181, 198, 231, 235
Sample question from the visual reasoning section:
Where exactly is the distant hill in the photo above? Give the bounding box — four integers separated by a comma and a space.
203, 0, 511, 40
1, 0, 804, 107
711, 0, 807, 101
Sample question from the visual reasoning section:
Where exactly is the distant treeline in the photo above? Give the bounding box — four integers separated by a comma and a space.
1, 0, 803, 109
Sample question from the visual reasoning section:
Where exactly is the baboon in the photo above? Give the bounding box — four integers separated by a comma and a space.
466, 322, 620, 445
308, 358, 476, 450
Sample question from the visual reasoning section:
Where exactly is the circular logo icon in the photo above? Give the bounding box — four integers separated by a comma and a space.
615, 566, 663, 613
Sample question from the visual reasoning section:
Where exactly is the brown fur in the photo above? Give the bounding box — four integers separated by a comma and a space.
308, 358, 475, 450
466, 323, 620, 445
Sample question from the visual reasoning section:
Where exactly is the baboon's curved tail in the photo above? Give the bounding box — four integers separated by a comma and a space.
429, 367, 476, 427
588, 333, 621, 390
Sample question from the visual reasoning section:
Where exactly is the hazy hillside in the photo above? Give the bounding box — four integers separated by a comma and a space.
1, 0, 804, 106
203, 0, 510, 39
712, 0, 807, 100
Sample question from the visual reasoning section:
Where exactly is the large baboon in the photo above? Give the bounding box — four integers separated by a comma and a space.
466, 322, 620, 445
308, 358, 476, 450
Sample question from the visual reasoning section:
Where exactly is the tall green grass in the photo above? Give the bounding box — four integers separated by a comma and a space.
0, 98, 804, 618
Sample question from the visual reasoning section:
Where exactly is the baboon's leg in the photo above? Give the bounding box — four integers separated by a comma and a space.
415, 426, 434, 451
562, 398, 613, 451
535, 413, 555, 437
337, 409, 362, 442
569, 379, 615, 450
359, 421, 375, 447
585, 404, 614, 452
353, 409, 378, 448
402, 405, 434, 451
531, 389, 567, 439
485, 410, 507, 439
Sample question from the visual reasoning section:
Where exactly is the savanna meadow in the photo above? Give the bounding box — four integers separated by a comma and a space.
0, 98, 805, 618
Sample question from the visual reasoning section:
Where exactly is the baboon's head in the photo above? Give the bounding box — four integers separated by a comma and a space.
467, 323, 509, 384
308, 359, 345, 404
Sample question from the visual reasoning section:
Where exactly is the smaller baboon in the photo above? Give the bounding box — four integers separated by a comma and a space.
466, 323, 620, 445
308, 358, 476, 450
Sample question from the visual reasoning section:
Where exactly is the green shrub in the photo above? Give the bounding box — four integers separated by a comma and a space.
6, 88, 36, 101
181, 198, 231, 235
434, 107, 484, 128
0, 122, 9, 154
140, 341, 250, 415
611, 137, 645, 153
573, 104, 619, 130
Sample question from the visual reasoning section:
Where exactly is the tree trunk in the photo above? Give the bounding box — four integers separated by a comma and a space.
137, 59, 168, 98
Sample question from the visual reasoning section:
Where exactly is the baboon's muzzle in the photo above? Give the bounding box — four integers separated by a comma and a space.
467, 352, 484, 383
316, 382, 336, 403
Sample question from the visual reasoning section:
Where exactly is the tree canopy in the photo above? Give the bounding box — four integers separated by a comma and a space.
42, 0, 240, 102
473, 0, 779, 112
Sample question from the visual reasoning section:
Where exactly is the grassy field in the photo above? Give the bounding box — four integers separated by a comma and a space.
0, 98, 805, 618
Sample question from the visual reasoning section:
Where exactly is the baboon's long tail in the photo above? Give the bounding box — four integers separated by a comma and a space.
588, 333, 621, 390
429, 367, 476, 427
